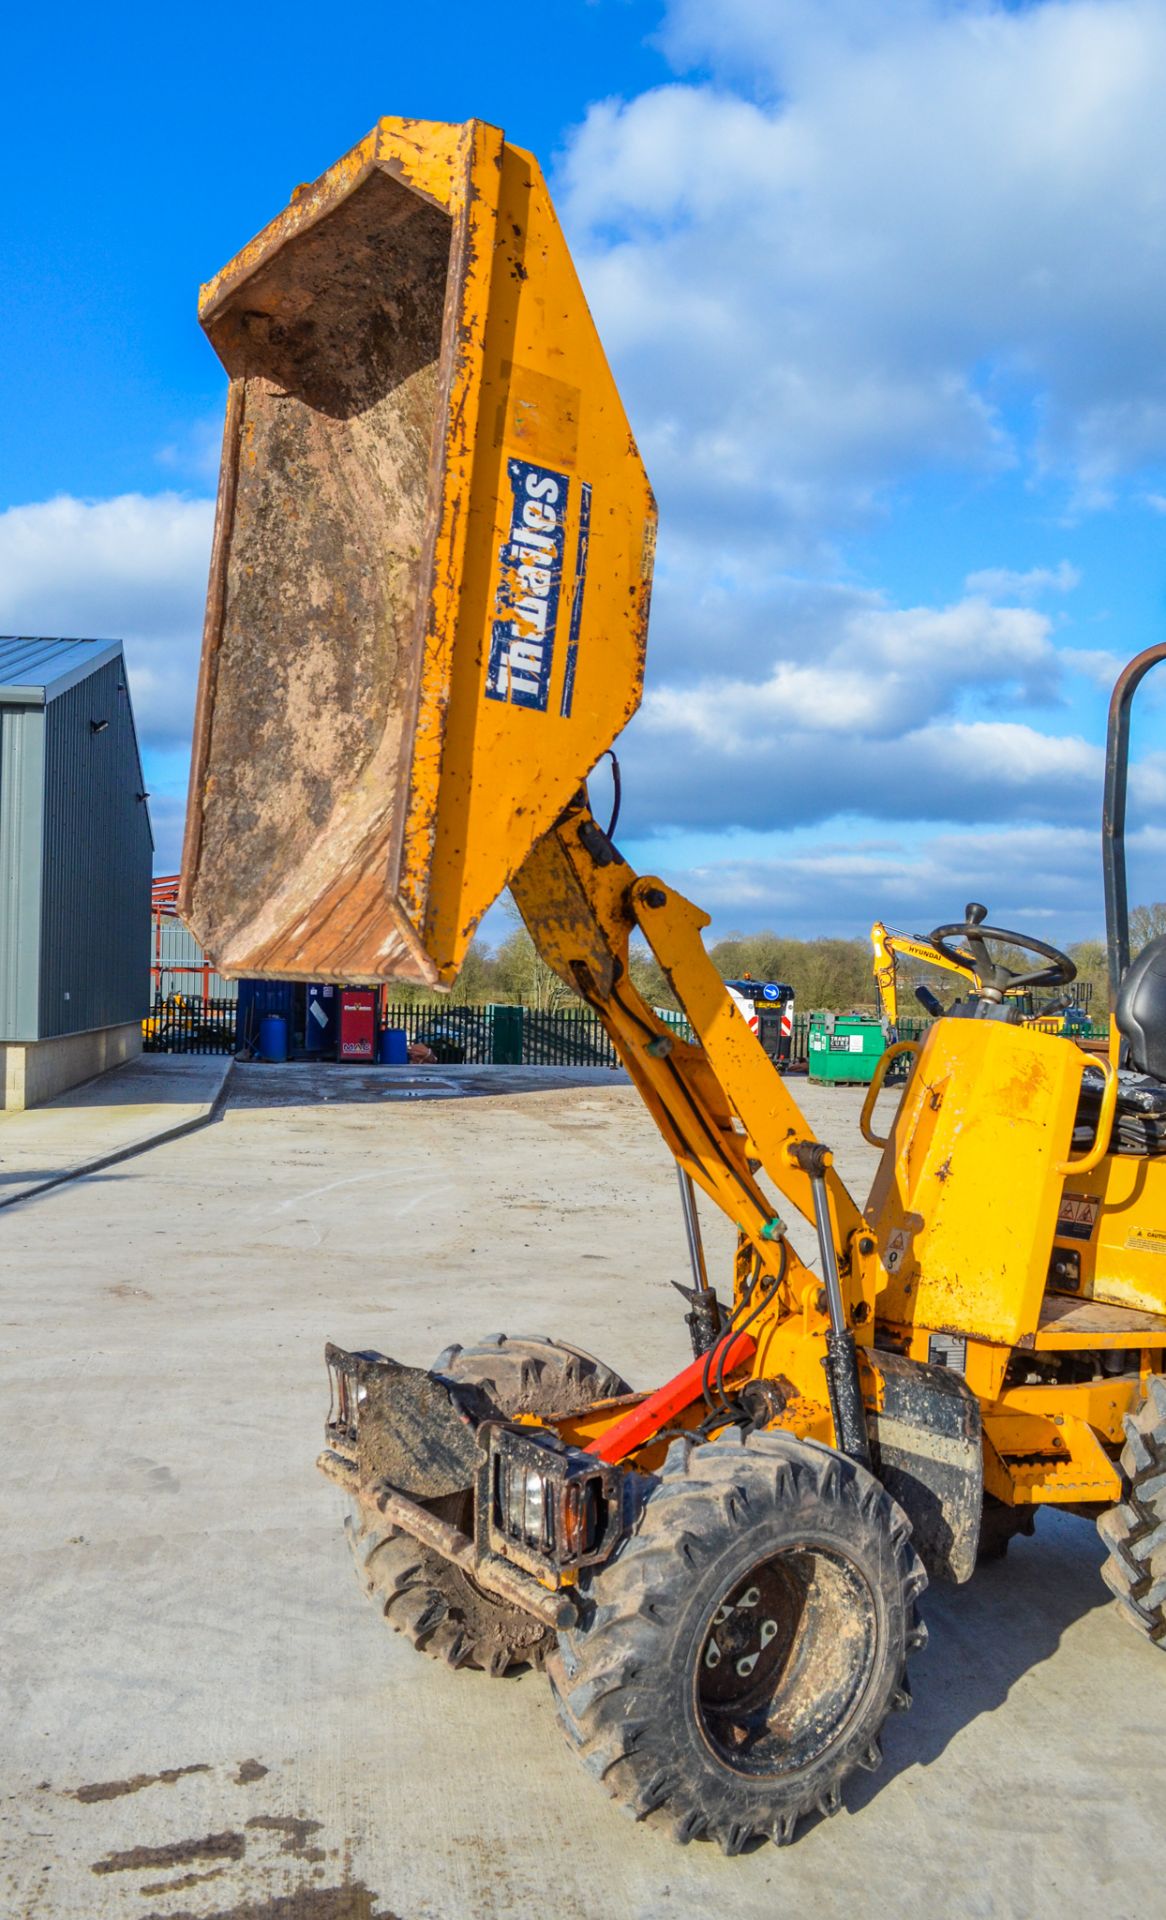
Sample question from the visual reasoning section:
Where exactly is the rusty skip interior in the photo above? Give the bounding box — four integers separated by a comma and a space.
188, 166, 458, 982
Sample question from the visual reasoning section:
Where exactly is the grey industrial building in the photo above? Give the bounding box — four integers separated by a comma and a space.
0, 638, 153, 1109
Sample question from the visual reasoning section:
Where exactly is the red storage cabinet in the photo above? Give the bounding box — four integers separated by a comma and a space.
338, 988, 376, 1060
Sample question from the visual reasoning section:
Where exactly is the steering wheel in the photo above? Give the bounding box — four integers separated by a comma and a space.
928, 902, 1076, 1001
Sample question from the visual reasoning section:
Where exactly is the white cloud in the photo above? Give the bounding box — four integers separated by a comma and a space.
550, 0, 1166, 930
641, 819, 1166, 946
964, 561, 1080, 599
619, 703, 1100, 841
642, 593, 1056, 745
1060, 646, 1125, 690
0, 492, 213, 747
558, 0, 1166, 544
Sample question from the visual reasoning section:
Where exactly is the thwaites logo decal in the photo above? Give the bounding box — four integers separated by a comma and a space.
486, 459, 569, 711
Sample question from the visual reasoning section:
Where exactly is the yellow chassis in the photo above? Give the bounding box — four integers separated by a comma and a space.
519, 799, 1164, 1519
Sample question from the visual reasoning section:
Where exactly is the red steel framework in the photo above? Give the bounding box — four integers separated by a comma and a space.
151, 874, 217, 997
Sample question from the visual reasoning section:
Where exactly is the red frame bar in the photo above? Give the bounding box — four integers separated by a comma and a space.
584, 1332, 757, 1464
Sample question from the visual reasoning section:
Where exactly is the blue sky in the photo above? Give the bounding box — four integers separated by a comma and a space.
3, 0, 1166, 946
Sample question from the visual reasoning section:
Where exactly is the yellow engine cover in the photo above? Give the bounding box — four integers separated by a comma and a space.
180, 117, 656, 988
865, 1019, 1085, 1348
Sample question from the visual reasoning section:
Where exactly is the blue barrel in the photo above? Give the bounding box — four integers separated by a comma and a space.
378, 1026, 409, 1065
258, 1013, 288, 1062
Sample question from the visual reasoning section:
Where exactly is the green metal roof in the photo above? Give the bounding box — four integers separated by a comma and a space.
0, 636, 124, 705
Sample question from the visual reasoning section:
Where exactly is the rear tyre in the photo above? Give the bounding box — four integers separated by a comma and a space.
432, 1332, 631, 1415
1098, 1374, 1166, 1647
547, 1428, 926, 1852
346, 1334, 631, 1677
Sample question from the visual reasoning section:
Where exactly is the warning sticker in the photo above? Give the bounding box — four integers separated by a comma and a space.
1057, 1194, 1099, 1242
1125, 1226, 1166, 1256
883, 1226, 913, 1274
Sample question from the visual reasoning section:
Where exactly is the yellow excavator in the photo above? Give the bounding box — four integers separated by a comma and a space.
181, 118, 1166, 1853
870, 919, 982, 1036
871, 918, 1078, 1038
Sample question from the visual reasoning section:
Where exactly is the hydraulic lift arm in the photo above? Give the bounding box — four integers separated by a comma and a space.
513, 798, 864, 1274
511, 796, 880, 1465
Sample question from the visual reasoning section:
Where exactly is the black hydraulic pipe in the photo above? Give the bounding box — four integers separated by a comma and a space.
791, 1141, 872, 1469
1103, 643, 1166, 1006
809, 1172, 872, 1469
674, 1165, 723, 1357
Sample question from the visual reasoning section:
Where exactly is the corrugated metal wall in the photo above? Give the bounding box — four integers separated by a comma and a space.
0, 704, 45, 1041
38, 658, 153, 1038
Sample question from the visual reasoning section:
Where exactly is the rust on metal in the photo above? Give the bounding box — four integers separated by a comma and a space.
317, 1448, 576, 1629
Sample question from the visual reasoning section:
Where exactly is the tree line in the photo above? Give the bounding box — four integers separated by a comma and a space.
387, 900, 1166, 1016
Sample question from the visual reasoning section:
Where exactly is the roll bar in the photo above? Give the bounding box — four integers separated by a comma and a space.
1103, 643, 1166, 1004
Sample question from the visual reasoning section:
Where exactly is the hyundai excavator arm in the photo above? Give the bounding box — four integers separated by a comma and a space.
870, 919, 980, 1032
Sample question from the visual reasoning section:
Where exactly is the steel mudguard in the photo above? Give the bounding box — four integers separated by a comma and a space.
866, 1350, 983, 1583
323, 1343, 483, 1499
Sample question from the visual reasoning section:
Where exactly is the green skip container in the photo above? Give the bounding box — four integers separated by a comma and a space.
807, 1014, 887, 1085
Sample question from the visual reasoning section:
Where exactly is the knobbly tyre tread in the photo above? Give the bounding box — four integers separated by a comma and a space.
346, 1334, 632, 1676
545, 1427, 927, 1852
1097, 1373, 1166, 1646
347, 1495, 551, 1677
432, 1332, 632, 1416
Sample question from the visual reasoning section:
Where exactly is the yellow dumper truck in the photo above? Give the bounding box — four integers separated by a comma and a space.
181, 118, 1165, 1851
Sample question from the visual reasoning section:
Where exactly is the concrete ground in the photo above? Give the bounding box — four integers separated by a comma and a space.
0, 1063, 1160, 1920
0, 1055, 232, 1208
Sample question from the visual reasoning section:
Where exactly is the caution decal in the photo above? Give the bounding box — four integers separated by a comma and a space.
1057, 1193, 1099, 1242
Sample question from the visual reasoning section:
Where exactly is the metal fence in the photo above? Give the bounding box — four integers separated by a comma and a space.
142, 988, 1105, 1068
150, 910, 238, 1000
142, 993, 237, 1054
383, 1003, 496, 1063
380, 1002, 621, 1066
519, 1007, 618, 1066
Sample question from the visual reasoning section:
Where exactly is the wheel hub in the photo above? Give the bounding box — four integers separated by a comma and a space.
695, 1546, 879, 1778
699, 1563, 802, 1713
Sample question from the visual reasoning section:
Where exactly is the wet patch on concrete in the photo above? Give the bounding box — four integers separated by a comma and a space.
137, 1884, 399, 1919
246, 1813, 326, 1862
92, 1829, 245, 1874
235, 1759, 270, 1785
140, 1865, 229, 1896
70, 1763, 212, 1803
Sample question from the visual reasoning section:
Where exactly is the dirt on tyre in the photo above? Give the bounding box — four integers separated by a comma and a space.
1097, 1372, 1166, 1647
432, 1332, 630, 1417
546, 1427, 927, 1851
346, 1334, 631, 1678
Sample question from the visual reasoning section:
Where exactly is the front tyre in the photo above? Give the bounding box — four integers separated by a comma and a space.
547, 1429, 927, 1852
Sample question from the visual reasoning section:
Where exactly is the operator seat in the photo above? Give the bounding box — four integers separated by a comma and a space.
1115, 936, 1166, 1080
1075, 938, 1166, 1155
